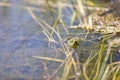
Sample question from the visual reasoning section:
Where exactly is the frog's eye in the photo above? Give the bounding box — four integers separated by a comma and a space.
74, 41, 78, 45
70, 40, 73, 43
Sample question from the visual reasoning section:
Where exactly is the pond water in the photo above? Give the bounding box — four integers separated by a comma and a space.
0, 0, 120, 80
0, 0, 63, 80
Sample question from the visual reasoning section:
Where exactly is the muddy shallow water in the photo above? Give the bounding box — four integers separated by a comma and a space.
0, 0, 120, 80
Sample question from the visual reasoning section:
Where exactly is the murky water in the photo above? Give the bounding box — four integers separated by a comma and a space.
0, 0, 63, 80
0, 0, 119, 80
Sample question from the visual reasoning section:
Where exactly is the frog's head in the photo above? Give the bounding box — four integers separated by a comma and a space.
67, 37, 80, 49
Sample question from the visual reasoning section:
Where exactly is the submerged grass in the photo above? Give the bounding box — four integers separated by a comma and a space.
29, 0, 120, 80
2, 0, 118, 80
27, 0, 120, 80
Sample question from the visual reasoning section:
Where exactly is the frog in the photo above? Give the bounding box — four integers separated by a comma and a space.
67, 37, 80, 49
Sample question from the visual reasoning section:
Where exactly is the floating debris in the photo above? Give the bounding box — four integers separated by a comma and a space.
69, 14, 120, 35
108, 38, 120, 47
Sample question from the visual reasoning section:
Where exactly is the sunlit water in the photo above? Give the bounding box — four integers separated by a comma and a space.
0, 0, 119, 80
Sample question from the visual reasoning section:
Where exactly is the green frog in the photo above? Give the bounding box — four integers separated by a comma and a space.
67, 37, 80, 49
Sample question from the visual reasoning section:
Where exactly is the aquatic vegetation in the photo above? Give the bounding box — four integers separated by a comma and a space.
24, 0, 120, 80
0, 0, 119, 80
